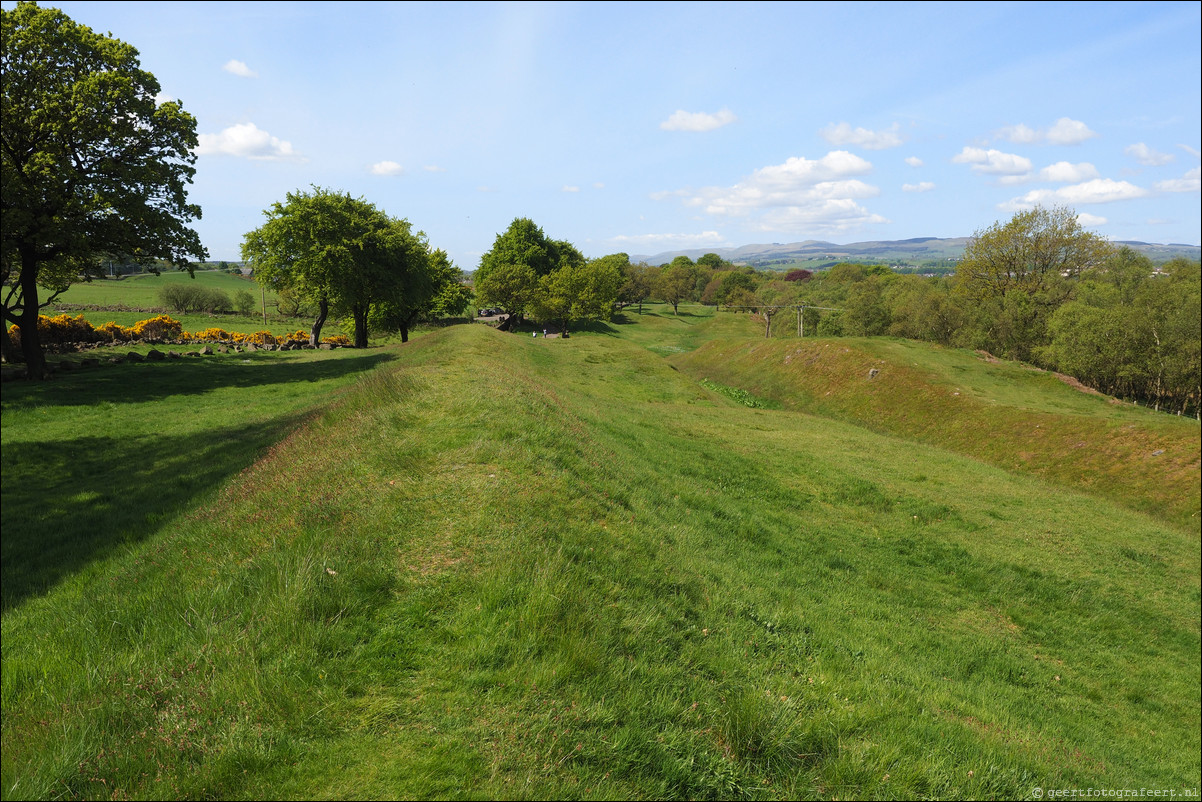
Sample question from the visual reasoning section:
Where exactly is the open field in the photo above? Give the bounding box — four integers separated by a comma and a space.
51, 270, 271, 310
2, 313, 1199, 800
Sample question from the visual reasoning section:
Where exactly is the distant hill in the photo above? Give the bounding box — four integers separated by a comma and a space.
631, 237, 1201, 269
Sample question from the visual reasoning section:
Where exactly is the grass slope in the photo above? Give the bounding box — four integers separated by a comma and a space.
669, 333, 1200, 531
2, 322, 1199, 800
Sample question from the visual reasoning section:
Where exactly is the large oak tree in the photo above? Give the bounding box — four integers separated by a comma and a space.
2, 1, 206, 377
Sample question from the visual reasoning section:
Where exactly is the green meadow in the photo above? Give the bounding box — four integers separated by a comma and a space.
43, 269, 364, 340
1, 307, 1199, 800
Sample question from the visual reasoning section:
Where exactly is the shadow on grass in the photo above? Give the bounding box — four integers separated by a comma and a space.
1, 416, 308, 611
1, 351, 394, 611
7, 349, 396, 408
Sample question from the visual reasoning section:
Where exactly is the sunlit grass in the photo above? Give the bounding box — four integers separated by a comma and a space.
2, 321, 1198, 800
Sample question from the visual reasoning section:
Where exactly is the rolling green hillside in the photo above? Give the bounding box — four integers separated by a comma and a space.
2, 321, 1199, 800
668, 330, 1200, 532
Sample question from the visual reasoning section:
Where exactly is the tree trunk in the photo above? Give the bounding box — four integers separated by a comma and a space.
352, 306, 369, 348
18, 251, 46, 379
309, 296, 329, 346
399, 308, 421, 344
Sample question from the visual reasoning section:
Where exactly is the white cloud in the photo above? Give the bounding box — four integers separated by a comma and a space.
195, 123, 301, 160
610, 231, 729, 249
1153, 167, 1201, 193
370, 161, 404, 176
997, 174, 1033, 186
1046, 118, 1098, 145
677, 151, 885, 234
593, 182, 605, 189
1179, 144, 1201, 159
903, 182, 935, 193
1076, 212, 1108, 227
423, 165, 446, 172
904, 156, 924, 167
1038, 161, 1100, 183
660, 108, 737, 132
820, 122, 904, 150
952, 146, 1032, 175
1002, 178, 1149, 210
222, 59, 258, 78
995, 123, 1041, 144
562, 185, 580, 193
994, 118, 1096, 145
1125, 143, 1175, 166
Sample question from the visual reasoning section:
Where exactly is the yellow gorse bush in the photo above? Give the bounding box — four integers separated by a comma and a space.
7, 316, 330, 348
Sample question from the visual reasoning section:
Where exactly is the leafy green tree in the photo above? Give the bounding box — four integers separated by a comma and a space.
2, 1, 206, 376
954, 206, 1112, 361
842, 276, 892, 336
619, 260, 654, 314
528, 255, 623, 336
474, 219, 583, 330
370, 249, 470, 342
242, 187, 427, 348
884, 275, 962, 345
233, 289, 257, 316
654, 262, 695, 315
474, 262, 538, 326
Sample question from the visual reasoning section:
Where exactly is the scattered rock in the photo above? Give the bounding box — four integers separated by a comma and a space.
145, 349, 165, 361
868, 368, 880, 379
167, 351, 181, 359
1152, 449, 1165, 456
126, 351, 144, 362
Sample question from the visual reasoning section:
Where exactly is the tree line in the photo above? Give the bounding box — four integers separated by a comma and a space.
581, 206, 1197, 417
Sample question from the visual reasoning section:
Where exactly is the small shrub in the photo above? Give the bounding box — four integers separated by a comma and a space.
233, 290, 256, 315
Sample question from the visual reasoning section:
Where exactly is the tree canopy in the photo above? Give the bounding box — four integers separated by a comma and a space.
2, 0, 206, 376
474, 219, 618, 333
241, 187, 428, 348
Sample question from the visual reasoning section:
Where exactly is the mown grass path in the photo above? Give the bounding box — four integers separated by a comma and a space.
2, 322, 1199, 800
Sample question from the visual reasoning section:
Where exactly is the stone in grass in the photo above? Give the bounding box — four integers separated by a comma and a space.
126, 351, 144, 362
167, 351, 181, 359
56, 359, 77, 371
145, 349, 165, 361
197, 345, 213, 356
80, 358, 99, 368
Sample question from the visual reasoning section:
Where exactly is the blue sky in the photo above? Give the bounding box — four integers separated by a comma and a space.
11, 1, 1201, 266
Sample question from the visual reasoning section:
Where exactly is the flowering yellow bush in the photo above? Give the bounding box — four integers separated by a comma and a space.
97, 321, 133, 342
230, 330, 278, 346
186, 327, 232, 342
8, 315, 336, 348
130, 315, 183, 341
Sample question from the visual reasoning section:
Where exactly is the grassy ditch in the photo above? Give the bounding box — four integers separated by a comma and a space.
669, 334, 1200, 532
2, 322, 1199, 799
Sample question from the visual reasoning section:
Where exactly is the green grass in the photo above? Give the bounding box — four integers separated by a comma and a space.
2, 318, 1199, 800
53, 269, 270, 309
